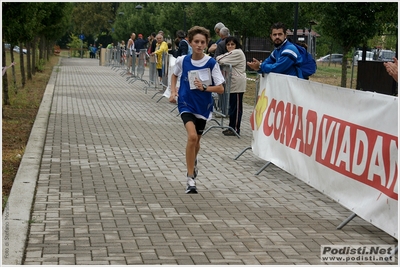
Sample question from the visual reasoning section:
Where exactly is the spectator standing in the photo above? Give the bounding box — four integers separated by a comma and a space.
167, 43, 175, 56
169, 26, 225, 194
97, 44, 102, 59
206, 39, 215, 57
89, 44, 93, 58
135, 33, 148, 55
149, 32, 157, 54
91, 45, 97, 59
214, 26, 230, 58
127, 33, 136, 75
120, 41, 126, 64
151, 34, 168, 84
247, 22, 303, 78
173, 37, 181, 57
208, 22, 225, 55
216, 36, 247, 136
176, 30, 191, 57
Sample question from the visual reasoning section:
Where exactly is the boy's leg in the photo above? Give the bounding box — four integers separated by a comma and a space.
187, 117, 206, 176
185, 121, 198, 177
181, 113, 207, 193
184, 121, 198, 193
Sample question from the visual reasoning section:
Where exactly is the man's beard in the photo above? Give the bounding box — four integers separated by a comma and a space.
273, 39, 283, 47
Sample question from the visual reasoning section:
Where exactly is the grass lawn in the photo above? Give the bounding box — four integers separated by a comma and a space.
2, 50, 60, 210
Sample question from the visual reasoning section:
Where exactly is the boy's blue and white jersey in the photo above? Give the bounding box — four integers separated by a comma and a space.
173, 55, 225, 120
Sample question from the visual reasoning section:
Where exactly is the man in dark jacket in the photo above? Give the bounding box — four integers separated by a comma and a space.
135, 34, 148, 55
247, 22, 302, 78
214, 27, 230, 58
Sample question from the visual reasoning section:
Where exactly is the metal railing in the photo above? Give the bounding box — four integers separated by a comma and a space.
127, 49, 149, 85
144, 52, 164, 94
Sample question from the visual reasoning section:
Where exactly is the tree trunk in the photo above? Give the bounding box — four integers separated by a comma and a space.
39, 36, 44, 61
43, 38, 47, 62
27, 42, 32, 80
10, 45, 17, 88
32, 37, 37, 76
19, 42, 26, 87
2, 42, 10, 106
340, 47, 349, 88
47, 41, 51, 62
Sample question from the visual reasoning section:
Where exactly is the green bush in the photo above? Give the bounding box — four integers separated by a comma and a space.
67, 33, 87, 58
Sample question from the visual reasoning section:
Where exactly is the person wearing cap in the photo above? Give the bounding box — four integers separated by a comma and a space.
135, 33, 148, 56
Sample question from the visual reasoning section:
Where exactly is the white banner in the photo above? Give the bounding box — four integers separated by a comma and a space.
163, 54, 178, 99
250, 73, 398, 238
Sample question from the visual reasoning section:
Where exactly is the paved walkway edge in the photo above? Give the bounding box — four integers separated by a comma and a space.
2, 60, 60, 265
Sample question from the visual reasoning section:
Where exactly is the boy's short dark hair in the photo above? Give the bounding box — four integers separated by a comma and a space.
270, 22, 287, 34
187, 26, 210, 43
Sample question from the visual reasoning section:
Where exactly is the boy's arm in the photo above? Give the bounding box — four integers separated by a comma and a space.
193, 77, 224, 94
169, 74, 178, 103
208, 84, 224, 94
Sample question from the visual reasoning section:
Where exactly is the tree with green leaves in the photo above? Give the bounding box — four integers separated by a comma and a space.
313, 2, 396, 87
72, 3, 116, 37
37, 3, 73, 62
3, 2, 38, 88
112, 2, 164, 44
2, 2, 73, 105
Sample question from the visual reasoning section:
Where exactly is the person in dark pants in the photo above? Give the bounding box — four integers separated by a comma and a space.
216, 36, 247, 136
135, 34, 148, 55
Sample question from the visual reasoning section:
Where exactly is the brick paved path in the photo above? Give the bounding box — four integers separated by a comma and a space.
22, 58, 397, 265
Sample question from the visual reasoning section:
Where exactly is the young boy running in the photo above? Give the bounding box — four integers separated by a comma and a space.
169, 26, 225, 194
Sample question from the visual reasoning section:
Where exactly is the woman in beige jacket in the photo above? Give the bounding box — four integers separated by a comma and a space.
216, 36, 247, 136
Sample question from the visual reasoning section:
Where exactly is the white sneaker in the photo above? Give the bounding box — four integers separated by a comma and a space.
185, 177, 197, 194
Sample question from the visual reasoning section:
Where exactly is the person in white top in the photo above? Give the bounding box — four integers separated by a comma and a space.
126, 33, 136, 75
169, 26, 225, 194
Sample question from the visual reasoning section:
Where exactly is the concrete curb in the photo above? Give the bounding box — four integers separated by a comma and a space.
2, 60, 60, 265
